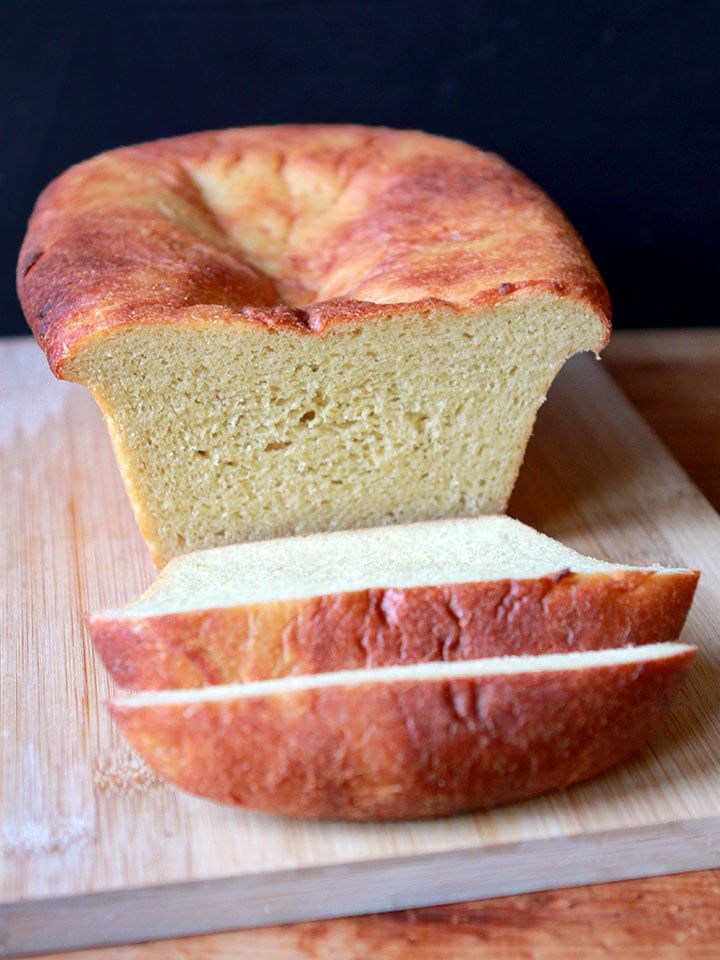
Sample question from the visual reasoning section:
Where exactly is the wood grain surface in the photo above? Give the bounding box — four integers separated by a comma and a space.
3, 329, 720, 958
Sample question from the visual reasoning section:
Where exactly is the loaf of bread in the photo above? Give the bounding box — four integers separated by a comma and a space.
17, 125, 610, 566
110, 643, 696, 820
88, 516, 699, 691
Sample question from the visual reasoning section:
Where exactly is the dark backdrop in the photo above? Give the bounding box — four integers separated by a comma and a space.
2, 0, 718, 336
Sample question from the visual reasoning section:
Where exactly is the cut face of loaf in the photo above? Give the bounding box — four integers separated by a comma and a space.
87, 516, 699, 690
17, 126, 610, 566
110, 643, 696, 820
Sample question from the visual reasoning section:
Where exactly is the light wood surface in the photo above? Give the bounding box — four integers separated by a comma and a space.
603, 330, 720, 512
2, 329, 720, 957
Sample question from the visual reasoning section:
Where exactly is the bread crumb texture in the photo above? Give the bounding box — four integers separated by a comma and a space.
75, 301, 600, 562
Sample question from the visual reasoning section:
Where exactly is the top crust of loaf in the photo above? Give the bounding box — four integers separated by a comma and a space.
17, 125, 610, 377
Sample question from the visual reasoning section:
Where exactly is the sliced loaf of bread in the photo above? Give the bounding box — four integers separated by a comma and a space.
17, 126, 610, 565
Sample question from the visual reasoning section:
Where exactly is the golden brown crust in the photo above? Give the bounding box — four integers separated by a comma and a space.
88, 569, 699, 691
17, 125, 610, 378
109, 647, 695, 820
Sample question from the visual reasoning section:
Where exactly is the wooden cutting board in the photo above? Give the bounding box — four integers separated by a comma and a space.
2, 339, 720, 958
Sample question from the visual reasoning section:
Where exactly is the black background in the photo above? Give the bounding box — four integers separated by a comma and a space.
2, 0, 718, 336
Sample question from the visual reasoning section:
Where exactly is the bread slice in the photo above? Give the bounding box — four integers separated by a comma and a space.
87, 516, 699, 690
17, 126, 610, 566
109, 643, 696, 820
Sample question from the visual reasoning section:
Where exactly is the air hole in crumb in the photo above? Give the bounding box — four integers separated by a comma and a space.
264, 440, 292, 452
